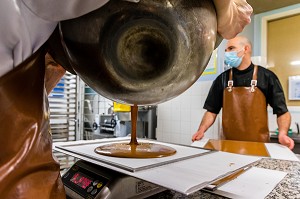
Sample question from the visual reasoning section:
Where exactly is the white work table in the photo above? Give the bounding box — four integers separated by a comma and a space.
54, 138, 300, 199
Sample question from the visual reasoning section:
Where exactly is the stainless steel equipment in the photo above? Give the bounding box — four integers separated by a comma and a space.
135, 106, 157, 139
59, 0, 220, 105
99, 114, 117, 134
92, 114, 117, 139
115, 106, 157, 139
62, 160, 165, 199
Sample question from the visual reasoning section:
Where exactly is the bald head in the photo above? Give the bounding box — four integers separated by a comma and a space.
235, 36, 252, 53
225, 36, 253, 70
226, 36, 252, 54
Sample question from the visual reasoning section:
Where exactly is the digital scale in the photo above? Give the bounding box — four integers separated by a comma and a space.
55, 138, 261, 197
62, 160, 166, 199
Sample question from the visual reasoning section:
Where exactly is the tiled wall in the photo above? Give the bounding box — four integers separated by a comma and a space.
156, 81, 221, 145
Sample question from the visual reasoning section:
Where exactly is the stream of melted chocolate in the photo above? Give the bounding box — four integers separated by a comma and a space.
94, 104, 176, 158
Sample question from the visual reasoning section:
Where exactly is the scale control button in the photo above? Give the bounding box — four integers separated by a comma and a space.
91, 189, 98, 195
97, 182, 103, 188
87, 186, 93, 193
93, 180, 99, 186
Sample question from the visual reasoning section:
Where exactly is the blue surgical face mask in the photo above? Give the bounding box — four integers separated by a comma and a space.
224, 49, 244, 68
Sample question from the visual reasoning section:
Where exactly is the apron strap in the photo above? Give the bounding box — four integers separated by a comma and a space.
250, 65, 258, 92
227, 65, 258, 92
227, 69, 233, 92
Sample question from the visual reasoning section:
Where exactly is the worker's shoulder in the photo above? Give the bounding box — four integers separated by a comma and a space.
257, 65, 278, 78
217, 68, 230, 77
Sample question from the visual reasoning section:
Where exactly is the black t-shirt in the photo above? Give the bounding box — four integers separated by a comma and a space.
204, 63, 288, 115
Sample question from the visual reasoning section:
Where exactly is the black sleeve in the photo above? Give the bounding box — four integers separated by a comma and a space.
203, 74, 225, 114
266, 71, 288, 115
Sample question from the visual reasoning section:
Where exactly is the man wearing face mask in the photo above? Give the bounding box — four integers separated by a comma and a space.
192, 36, 294, 150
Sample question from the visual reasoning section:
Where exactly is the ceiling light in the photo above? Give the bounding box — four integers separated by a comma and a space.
290, 61, 300, 66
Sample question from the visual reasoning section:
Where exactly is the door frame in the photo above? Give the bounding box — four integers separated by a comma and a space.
261, 7, 300, 61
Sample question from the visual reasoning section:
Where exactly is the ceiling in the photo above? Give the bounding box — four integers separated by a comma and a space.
247, 0, 300, 14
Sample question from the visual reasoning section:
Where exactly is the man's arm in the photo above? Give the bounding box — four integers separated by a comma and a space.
277, 112, 294, 150
213, 0, 253, 39
192, 111, 217, 141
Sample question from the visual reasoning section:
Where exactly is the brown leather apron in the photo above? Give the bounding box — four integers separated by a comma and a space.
0, 46, 66, 198
222, 65, 269, 142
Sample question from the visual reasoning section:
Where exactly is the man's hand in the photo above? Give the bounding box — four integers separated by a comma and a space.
192, 111, 217, 142
276, 112, 293, 150
192, 131, 205, 142
213, 0, 253, 39
278, 134, 295, 150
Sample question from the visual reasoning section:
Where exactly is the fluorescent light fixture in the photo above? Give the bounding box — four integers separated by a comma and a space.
290, 60, 300, 66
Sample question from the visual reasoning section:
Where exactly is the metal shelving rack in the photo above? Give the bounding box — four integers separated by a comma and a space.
49, 72, 77, 170
49, 74, 114, 170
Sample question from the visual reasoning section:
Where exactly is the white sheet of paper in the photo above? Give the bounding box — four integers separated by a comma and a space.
191, 138, 209, 148
265, 143, 299, 161
133, 151, 261, 195
212, 167, 287, 199
191, 140, 300, 162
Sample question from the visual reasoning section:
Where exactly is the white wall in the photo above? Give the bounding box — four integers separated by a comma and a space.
156, 81, 221, 145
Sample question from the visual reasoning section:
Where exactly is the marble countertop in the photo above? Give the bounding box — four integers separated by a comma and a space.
149, 158, 300, 199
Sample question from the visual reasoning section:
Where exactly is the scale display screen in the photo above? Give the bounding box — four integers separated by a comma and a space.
70, 172, 92, 189
63, 161, 110, 199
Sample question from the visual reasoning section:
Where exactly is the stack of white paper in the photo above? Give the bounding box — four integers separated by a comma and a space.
211, 167, 287, 199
